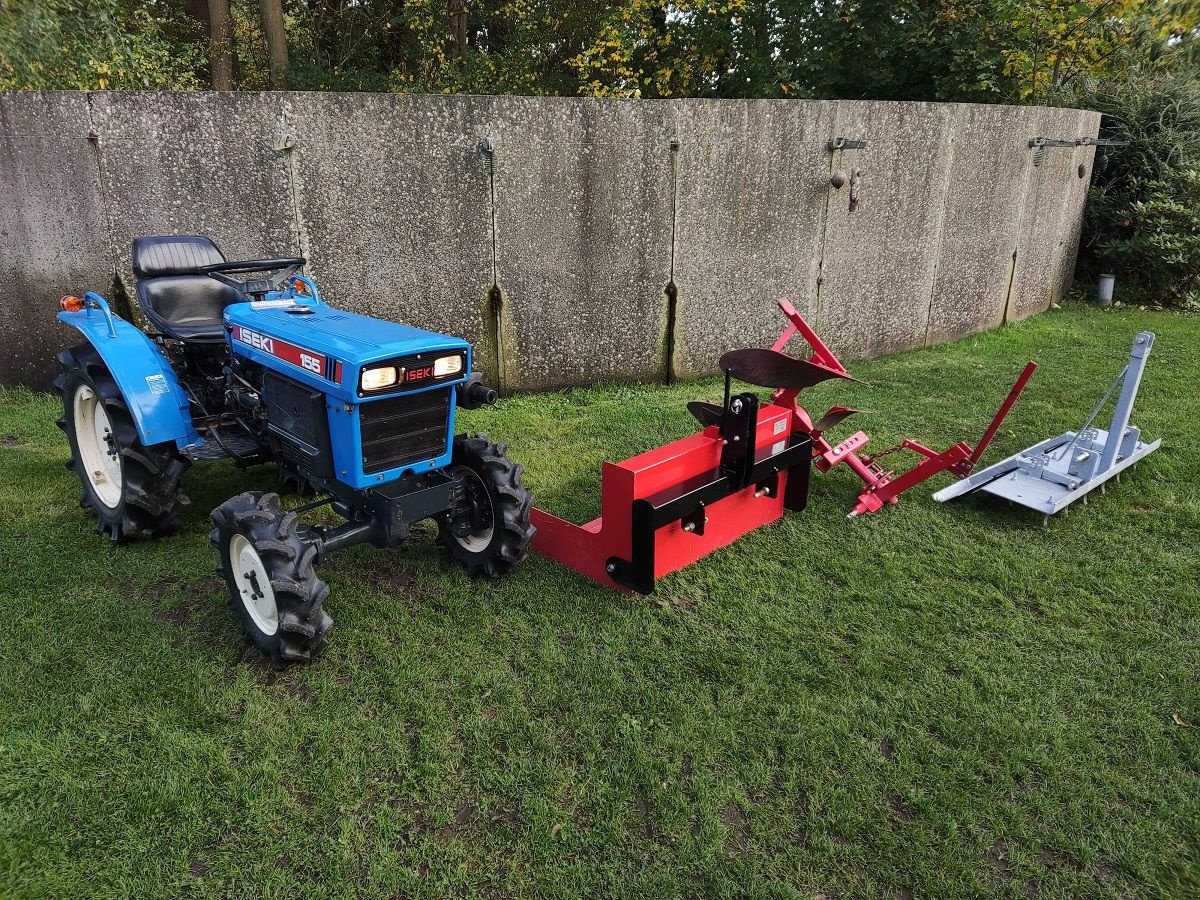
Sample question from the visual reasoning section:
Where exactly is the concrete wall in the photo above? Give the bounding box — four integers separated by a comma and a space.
0, 91, 1100, 391
0, 93, 113, 388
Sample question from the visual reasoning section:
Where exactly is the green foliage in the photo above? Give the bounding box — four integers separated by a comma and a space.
279, 0, 613, 95
2, 0, 1198, 102
782, 0, 1200, 104
1066, 74, 1200, 307
568, 0, 1200, 102
0, 0, 206, 90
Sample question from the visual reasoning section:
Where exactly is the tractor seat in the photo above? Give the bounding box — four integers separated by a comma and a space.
132, 235, 244, 342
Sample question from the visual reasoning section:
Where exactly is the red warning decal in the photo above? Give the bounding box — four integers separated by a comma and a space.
231, 326, 332, 380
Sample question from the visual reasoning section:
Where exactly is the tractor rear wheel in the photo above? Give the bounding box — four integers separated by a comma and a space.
211, 492, 333, 666
437, 433, 535, 578
54, 343, 191, 542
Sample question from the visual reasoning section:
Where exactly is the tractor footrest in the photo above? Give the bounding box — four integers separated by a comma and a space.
185, 428, 261, 461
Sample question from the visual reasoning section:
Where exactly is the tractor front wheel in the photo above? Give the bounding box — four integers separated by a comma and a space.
437, 433, 535, 578
54, 343, 190, 542
211, 492, 333, 666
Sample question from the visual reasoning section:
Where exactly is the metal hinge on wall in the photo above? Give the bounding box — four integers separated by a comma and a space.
826, 137, 867, 151
1028, 136, 1129, 166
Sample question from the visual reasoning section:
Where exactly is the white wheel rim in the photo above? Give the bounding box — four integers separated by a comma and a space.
73, 384, 123, 509
229, 534, 279, 636
452, 466, 495, 553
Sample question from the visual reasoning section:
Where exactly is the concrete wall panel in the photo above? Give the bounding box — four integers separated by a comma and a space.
91, 92, 299, 290
0, 92, 113, 388
668, 99, 836, 378
0, 92, 1100, 392
924, 104, 1043, 345
814, 101, 956, 360
285, 93, 495, 376
1008, 107, 1090, 321
488, 98, 674, 391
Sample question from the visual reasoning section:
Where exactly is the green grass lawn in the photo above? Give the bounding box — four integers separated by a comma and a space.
0, 304, 1197, 899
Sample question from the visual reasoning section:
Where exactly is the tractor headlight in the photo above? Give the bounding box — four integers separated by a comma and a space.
433, 354, 464, 378
360, 366, 399, 392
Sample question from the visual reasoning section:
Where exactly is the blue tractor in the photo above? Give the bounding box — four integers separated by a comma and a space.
55, 235, 534, 665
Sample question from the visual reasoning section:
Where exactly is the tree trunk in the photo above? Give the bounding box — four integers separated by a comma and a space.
207, 0, 235, 90
259, 0, 290, 89
449, 0, 468, 61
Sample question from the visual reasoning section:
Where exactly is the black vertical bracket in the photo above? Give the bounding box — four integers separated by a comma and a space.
719, 393, 759, 491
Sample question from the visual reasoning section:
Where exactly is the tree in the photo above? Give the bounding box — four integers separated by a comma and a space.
780, 0, 1200, 104
259, 0, 289, 88
449, 0, 468, 61
4, 0, 1197, 100
208, 0, 236, 89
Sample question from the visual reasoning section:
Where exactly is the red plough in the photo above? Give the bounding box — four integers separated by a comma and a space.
751, 299, 1037, 518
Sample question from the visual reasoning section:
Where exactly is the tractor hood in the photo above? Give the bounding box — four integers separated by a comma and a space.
224, 302, 469, 363
223, 301, 472, 403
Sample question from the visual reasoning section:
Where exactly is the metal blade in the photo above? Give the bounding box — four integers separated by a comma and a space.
687, 400, 724, 428
719, 348, 849, 390
811, 406, 859, 434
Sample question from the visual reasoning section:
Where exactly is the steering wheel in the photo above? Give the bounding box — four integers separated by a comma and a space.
199, 257, 306, 299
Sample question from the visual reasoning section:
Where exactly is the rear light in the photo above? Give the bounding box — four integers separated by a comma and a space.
60, 295, 85, 313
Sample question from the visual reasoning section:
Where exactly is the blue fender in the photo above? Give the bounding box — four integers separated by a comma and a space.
58, 292, 202, 451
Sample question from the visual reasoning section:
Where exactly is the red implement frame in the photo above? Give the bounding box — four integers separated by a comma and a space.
767, 299, 1037, 517
532, 399, 812, 593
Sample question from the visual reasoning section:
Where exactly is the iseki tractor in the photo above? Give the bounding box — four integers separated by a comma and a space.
55, 235, 534, 665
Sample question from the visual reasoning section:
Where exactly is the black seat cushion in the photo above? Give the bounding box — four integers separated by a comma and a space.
131, 235, 242, 342
135, 276, 245, 342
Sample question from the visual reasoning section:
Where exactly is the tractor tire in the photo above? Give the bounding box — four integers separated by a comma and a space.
437, 433, 535, 578
54, 343, 191, 543
211, 491, 333, 667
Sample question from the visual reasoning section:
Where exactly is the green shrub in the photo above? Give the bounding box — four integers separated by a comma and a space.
1067, 73, 1200, 307
0, 0, 205, 91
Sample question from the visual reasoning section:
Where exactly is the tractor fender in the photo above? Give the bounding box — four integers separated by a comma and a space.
58, 293, 202, 451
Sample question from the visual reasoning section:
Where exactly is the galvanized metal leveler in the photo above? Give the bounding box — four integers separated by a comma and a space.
934, 331, 1161, 524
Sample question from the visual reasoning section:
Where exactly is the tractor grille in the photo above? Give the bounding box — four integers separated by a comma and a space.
359, 387, 451, 474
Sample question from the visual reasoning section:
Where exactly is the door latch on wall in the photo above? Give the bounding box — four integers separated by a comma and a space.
830, 167, 864, 211
1028, 137, 1129, 149
270, 123, 296, 153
